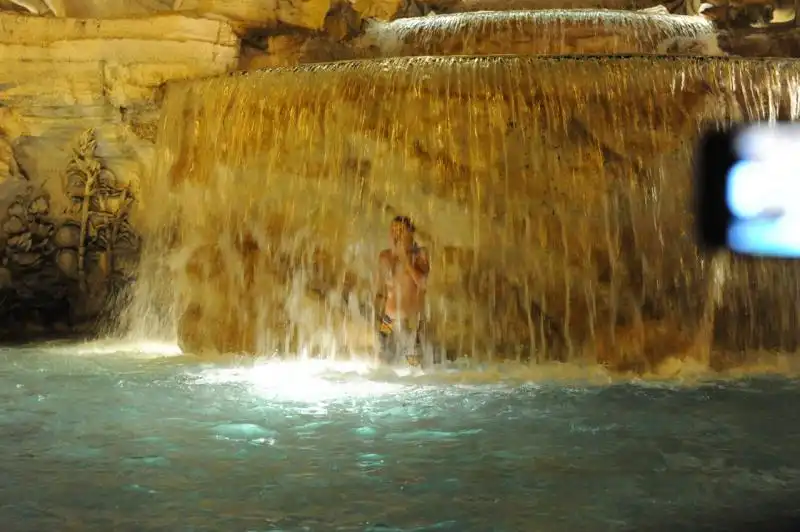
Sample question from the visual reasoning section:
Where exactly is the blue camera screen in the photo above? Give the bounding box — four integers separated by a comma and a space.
726, 125, 800, 257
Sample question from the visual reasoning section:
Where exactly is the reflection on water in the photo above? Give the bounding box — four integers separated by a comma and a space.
1, 341, 800, 530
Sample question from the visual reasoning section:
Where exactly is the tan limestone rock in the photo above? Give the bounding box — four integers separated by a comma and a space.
0, 12, 238, 221
0, 12, 238, 336
242, 34, 357, 69
26, 0, 173, 17
353, 0, 405, 20
0, 0, 52, 14
324, 2, 363, 40
184, 0, 332, 30
8, 0, 334, 31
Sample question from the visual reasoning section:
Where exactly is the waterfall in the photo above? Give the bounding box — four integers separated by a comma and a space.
128, 54, 800, 370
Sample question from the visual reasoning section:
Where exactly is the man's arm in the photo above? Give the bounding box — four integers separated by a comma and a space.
404, 247, 429, 289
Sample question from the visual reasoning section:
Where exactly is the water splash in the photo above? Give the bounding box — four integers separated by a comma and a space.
127, 55, 800, 373
188, 355, 800, 405
358, 10, 722, 57
39, 339, 183, 358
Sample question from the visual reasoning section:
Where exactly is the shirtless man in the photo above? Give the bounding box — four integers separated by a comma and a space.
374, 216, 430, 366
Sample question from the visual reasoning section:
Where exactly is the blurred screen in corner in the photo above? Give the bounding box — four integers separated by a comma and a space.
695, 122, 800, 259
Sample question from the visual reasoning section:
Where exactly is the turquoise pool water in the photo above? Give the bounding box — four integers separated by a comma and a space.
1, 341, 799, 531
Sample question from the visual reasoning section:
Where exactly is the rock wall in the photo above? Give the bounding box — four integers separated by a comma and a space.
0, 0, 332, 29
0, 12, 238, 336
0, 0, 689, 24
720, 26, 800, 55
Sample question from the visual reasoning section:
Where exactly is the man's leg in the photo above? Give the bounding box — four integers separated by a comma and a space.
403, 316, 425, 367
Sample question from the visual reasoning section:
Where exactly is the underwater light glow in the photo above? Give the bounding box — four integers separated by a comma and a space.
194, 359, 406, 403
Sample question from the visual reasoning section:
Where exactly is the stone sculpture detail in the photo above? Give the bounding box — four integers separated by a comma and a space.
63, 129, 139, 303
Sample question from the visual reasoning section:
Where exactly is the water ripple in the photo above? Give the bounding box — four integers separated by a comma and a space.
0, 347, 798, 530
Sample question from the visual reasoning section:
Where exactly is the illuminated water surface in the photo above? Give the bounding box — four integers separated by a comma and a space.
1, 341, 799, 531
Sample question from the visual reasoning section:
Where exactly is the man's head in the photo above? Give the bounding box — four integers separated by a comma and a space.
390, 215, 415, 249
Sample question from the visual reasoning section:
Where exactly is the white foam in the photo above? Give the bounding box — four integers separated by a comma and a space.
184, 352, 800, 407
35, 339, 183, 358
363, 9, 716, 55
